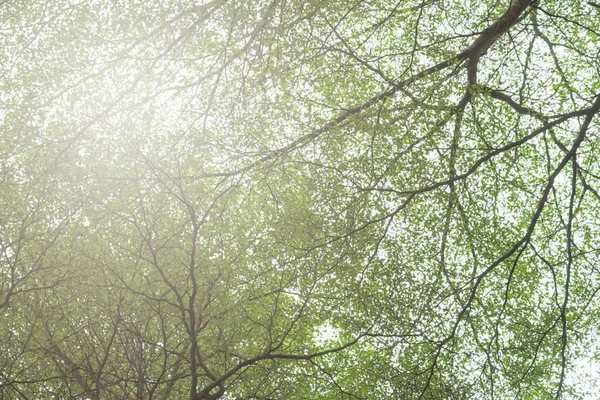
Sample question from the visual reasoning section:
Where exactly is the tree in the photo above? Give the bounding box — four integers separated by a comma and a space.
1, 0, 600, 398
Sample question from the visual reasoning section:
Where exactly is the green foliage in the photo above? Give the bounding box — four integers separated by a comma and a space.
1, 0, 600, 398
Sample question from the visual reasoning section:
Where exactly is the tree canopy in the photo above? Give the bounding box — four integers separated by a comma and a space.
1, 0, 600, 398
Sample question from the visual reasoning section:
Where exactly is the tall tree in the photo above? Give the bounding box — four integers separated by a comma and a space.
2, 0, 600, 398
